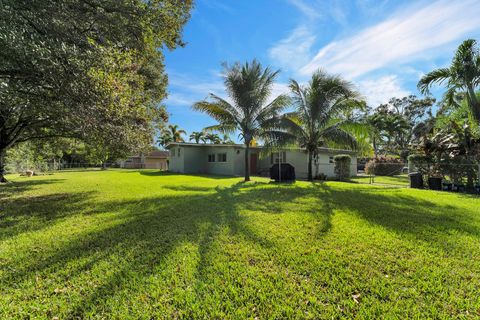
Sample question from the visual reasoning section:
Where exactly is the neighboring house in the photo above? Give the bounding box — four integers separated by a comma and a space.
119, 151, 169, 170
166, 142, 357, 179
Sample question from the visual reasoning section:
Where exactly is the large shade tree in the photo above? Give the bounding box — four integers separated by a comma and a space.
269, 70, 364, 181
418, 39, 480, 122
0, 0, 192, 181
193, 60, 290, 181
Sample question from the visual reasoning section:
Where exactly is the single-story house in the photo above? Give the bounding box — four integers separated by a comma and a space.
166, 142, 357, 179
119, 150, 169, 170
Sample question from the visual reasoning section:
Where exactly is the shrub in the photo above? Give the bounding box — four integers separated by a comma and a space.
334, 154, 351, 181
365, 156, 404, 176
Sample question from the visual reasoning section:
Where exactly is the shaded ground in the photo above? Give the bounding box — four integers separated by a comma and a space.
1, 170, 479, 319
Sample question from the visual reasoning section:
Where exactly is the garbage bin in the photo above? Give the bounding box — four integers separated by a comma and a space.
428, 177, 442, 190
409, 172, 423, 189
270, 163, 295, 182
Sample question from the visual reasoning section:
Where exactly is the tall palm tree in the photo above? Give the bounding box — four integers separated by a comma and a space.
167, 124, 186, 142
268, 70, 364, 181
189, 131, 206, 144
418, 39, 480, 122
193, 60, 290, 181
221, 134, 234, 144
205, 133, 221, 144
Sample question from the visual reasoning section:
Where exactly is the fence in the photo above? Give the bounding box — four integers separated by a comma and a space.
355, 162, 480, 191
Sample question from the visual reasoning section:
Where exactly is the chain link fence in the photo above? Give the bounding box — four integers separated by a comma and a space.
354, 162, 480, 193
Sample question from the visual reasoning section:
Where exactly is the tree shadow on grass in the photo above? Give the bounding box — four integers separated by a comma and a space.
3, 181, 328, 318
314, 183, 480, 242
12, 179, 478, 317
0, 178, 64, 200
0, 191, 95, 241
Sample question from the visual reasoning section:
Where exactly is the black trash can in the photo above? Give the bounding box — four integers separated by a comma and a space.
442, 182, 452, 191
475, 185, 480, 194
409, 172, 423, 189
453, 183, 465, 192
270, 163, 295, 182
428, 177, 442, 190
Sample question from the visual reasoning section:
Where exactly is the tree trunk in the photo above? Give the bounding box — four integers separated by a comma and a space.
467, 85, 480, 123
0, 148, 8, 183
307, 151, 313, 181
244, 143, 250, 182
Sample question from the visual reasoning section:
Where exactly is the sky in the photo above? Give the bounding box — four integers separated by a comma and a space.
164, 0, 480, 140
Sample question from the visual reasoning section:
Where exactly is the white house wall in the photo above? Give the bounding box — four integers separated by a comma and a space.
168, 146, 184, 173
167, 143, 357, 179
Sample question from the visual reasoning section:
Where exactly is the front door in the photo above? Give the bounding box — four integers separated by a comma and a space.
250, 153, 258, 175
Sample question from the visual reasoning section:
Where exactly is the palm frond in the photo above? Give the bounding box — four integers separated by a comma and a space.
192, 101, 237, 126
417, 68, 451, 94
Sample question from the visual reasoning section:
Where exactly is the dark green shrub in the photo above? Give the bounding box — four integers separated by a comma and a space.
365, 156, 404, 176
334, 154, 351, 181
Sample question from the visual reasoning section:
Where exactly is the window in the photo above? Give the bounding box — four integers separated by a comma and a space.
217, 153, 227, 162
208, 154, 215, 162
329, 156, 334, 164
271, 152, 286, 164
177, 148, 181, 157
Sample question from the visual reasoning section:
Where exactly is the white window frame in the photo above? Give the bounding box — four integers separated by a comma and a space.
208, 154, 216, 162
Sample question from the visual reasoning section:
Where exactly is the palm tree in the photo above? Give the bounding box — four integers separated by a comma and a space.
418, 39, 480, 122
221, 134, 234, 144
158, 133, 172, 148
157, 124, 186, 148
193, 60, 290, 181
168, 124, 186, 142
189, 131, 206, 144
269, 70, 364, 181
205, 133, 221, 144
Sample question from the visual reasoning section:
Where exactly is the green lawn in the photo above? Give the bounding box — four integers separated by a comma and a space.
351, 174, 410, 187
1, 170, 479, 319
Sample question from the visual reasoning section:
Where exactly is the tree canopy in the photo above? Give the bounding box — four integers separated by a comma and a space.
0, 0, 192, 181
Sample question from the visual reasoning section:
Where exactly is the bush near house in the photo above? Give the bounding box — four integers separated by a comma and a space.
334, 154, 351, 181
365, 156, 404, 176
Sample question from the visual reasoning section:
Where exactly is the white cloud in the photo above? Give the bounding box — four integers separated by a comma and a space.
301, 0, 480, 78
286, 0, 321, 20
268, 25, 316, 71
356, 75, 410, 106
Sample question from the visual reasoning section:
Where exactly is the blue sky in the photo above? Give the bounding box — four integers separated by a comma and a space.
164, 0, 480, 139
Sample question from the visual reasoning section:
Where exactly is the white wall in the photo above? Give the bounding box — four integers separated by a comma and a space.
169, 145, 357, 179
168, 147, 184, 173
204, 146, 236, 176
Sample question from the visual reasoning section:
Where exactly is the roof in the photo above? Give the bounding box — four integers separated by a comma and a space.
128, 150, 170, 159
166, 142, 357, 155
148, 150, 170, 157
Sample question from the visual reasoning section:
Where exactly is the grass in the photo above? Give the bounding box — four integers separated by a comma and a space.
351, 174, 410, 187
1, 169, 480, 319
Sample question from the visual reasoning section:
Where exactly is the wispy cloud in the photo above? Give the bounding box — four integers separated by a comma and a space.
356, 75, 410, 106
268, 25, 316, 71
286, 0, 321, 20
301, 0, 480, 78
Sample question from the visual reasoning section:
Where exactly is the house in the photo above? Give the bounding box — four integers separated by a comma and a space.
119, 150, 169, 170
166, 142, 357, 179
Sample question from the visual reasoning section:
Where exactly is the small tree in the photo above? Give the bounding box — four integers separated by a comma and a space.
334, 154, 351, 181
